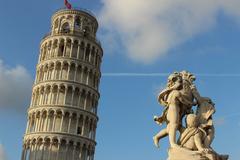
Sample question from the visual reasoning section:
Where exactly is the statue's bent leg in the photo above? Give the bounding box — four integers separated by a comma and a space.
153, 128, 168, 148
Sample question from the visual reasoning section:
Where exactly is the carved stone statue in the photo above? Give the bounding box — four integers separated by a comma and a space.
153, 71, 229, 160
178, 114, 211, 152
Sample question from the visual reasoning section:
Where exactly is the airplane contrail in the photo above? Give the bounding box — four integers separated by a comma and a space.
102, 73, 240, 77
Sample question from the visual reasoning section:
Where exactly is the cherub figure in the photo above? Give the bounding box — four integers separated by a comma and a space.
153, 71, 197, 148
178, 114, 211, 152
178, 114, 229, 160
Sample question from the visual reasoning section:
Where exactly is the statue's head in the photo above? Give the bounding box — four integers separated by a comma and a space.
197, 97, 215, 121
167, 72, 182, 87
186, 114, 199, 128
180, 70, 196, 83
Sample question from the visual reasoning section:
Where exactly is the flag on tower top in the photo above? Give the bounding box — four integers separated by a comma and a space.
64, 0, 72, 9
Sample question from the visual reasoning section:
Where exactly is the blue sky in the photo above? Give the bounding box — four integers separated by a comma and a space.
0, 0, 240, 160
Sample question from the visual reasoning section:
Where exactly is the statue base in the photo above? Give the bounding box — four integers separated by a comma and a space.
167, 147, 228, 160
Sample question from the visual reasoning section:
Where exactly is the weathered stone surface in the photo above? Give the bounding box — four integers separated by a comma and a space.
168, 147, 228, 160
168, 147, 207, 160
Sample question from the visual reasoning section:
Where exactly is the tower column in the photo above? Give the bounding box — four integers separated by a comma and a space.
77, 43, 81, 59
59, 64, 64, 80
21, 145, 26, 160
35, 117, 39, 132
64, 142, 69, 160
83, 46, 87, 61
49, 86, 53, 105
47, 114, 52, 132
79, 145, 83, 160
89, 47, 93, 63
74, 66, 78, 81
64, 86, 68, 105
45, 113, 50, 131
63, 41, 67, 57
70, 42, 74, 57
25, 116, 30, 133
56, 86, 60, 104
67, 64, 71, 80
80, 67, 83, 83
71, 88, 75, 105
38, 112, 43, 132
47, 142, 53, 160
72, 143, 77, 160
34, 143, 39, 160
82, 117, 86, 136
86, 70, 90, 85
68, 114, 72, 133
60, 113, 64, 132
52, 113, 57, 132
56, 142, 61, 160
75, 116, 80, 134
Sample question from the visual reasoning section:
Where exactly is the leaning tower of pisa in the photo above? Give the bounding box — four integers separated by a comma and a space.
21, 8, 103, 160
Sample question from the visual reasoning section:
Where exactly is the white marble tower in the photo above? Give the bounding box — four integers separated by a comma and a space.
21, 8, 103, 160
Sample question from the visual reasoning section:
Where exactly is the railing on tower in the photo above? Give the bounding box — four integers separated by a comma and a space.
54, 7, 97, 18
42, 30, 102, 46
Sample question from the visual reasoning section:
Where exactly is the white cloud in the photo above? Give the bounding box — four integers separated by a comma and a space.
99, 0, 240, 64
0, 59, 33, 112
0, 144, 7, 160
